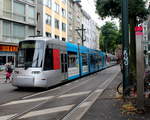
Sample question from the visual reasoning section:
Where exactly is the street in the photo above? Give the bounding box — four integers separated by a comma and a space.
0, 65, 120, 120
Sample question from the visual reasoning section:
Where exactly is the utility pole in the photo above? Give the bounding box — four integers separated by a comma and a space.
76, 24, 86, 46
122, 0, 129, 96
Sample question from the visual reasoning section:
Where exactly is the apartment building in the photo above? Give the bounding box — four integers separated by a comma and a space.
67, 1, 100, 48
82, 10, 100, 49
67, 0, 82, 44
0, 0, 37, 67
37, 0, 67, 41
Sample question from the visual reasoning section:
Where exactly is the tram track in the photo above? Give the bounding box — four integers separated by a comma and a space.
0, 71, 99, 120
16, 67, 119, 120
0, 66, 118, 120
61, 71, 119, 120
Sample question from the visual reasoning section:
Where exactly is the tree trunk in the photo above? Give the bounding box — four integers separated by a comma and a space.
129, 17, 137, 87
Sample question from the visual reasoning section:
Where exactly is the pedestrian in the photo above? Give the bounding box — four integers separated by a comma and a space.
5, 63, 13, 83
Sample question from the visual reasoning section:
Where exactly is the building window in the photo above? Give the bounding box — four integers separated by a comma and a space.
28, 26, 35, 37
62, 0, 66, 4
55, 19, 59, 29
46, 0, 52, 8
46, 32, 51, 37
3, 0, 12, 18
46, 14, 51, 25
3, 21, 11, 37
13, 23, 25, 40
54, 3, 59, 13
62, 38, 66, 41
13, 1, 25, 21
148, 45, 150, 51
62, 23, 66, 32
62, 8, 66, 17
55, 35, 59, 40
28, 0, 35, 3
28, 6, 35, 24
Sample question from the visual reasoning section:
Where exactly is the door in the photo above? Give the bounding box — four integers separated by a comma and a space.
61, 53, 68, 80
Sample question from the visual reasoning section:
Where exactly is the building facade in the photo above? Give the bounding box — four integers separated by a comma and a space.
82, 9, 100, 49
67, 0, 82, 44
37, 0, 67, 41
67, 1, 100, 49
0, 0, 37, 67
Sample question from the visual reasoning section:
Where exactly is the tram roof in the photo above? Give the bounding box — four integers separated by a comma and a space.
23, 37, 66, 45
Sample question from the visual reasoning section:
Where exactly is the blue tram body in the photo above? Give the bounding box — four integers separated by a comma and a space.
79, 45, 89, 76
12, 37, 117, 88
66, 42, 80, 80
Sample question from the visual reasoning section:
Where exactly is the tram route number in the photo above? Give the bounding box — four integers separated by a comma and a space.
123, 50, 128, 66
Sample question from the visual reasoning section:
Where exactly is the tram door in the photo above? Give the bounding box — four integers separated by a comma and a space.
61, 53, 68, 80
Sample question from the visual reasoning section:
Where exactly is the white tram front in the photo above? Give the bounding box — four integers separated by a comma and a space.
12, 37, 67, 88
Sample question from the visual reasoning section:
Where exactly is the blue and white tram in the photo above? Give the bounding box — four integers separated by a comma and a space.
11, 37, 116, 88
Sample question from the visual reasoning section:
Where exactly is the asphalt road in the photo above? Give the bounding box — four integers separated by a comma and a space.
0, 65, 120, 120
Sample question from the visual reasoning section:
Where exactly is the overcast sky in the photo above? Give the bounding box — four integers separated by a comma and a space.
80, 0, 119, 27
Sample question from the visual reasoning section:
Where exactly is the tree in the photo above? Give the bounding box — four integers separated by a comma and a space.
96, 0, 149, 86
100, 22, 121, 53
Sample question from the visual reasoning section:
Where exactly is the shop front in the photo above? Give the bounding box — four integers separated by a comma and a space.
0, 44, 18, 70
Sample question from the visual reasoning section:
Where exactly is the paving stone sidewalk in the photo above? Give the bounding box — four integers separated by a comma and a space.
81, 72, 150, 120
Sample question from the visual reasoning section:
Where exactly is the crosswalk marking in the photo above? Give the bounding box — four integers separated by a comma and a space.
59, 91, 91, 98
1, 96, 54, 106
19, 104, 74, 119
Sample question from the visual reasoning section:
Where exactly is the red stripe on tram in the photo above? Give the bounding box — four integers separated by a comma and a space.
53, 49, 60, 70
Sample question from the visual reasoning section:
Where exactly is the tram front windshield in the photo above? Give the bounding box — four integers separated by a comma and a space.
16, 40, 45, 68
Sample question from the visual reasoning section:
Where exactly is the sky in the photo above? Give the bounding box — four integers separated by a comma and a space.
80, 0, 119, 28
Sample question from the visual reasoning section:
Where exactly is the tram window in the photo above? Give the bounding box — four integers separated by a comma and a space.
61, 64, 64, 72
81, 54, 88, 66
44, 48, 53, 70
90, 55, 95, 64
61, 54, 64, 63
99, 56, 102, 65
68, 52, 77, 68
65, 54, 67, 63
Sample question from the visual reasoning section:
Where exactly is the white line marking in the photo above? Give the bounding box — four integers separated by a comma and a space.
79, 102, 92, 108
22, 75, 94, 100
18, 104, 74, 119
22, 89, 58, 99
1, 96, 54, 106
62, 71, 119, 120
59, 91, 91, 98
0, 114, 16, 120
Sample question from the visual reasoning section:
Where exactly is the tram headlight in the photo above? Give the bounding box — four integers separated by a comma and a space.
32, 71, 41, 74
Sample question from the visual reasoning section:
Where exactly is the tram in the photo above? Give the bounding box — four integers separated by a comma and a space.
11, 37, 117, 88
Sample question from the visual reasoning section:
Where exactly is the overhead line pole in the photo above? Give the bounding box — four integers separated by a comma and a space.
122, 0, 129, 96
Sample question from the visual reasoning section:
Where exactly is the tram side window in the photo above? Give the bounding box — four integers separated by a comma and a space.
44, 48, 53, 70
90, 55, 95, 64
82, 54, 88, 66
68, 52, 77, 68
99, 56, 102, 65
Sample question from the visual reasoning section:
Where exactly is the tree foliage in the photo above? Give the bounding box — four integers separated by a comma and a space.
96, 0, 148, 21
96, 0, 149, 86
100, 22, 121, 53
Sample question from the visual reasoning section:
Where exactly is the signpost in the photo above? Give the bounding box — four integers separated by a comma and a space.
135, 26, 144, 110
122, 0, 129, 96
